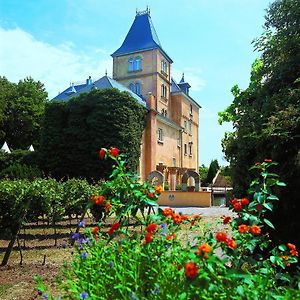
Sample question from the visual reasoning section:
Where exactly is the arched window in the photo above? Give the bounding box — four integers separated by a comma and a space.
135, 82, 141, 95
134, 57, 142, 71
129, 83, 135, 92
128, 58, 134, 72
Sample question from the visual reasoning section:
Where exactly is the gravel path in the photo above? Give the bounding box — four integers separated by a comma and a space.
158, 206, 236, 217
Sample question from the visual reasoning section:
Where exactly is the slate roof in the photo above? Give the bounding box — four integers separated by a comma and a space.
112, 11, 173, 63
52, 76, 146, 106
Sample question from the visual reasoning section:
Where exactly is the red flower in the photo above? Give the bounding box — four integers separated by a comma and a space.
93, 226, 99, 240
184, 262, 198, 279
231, 198, 239, 205
287, 243, 296, 251
145, 232, 153, 243
146, 223, 158, 233
233, 202, 242, 212
226, 238, 237, 250
290, 250, 298, 257
166, 234, 176, 240
90, 195, 95, 203
249, 225, 261, 235
95, 195, 105, 205
238, 224, 249, 234
241, 198, 249, 205
99, 148, 106, 159
223, 216, 231, 224
264, 159, 272, 162
163, 208, 173, 217
108, 222, 120, 235
109, 147, 120, 157
105, 201, 112, 212
155, 185, 163, 194
147, 192, 154, 198
216, 232, 228, 242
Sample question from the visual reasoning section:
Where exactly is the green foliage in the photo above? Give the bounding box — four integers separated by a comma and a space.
198, 164, 208, 185
218, 0, 300, 243
205, 159, 220, 185
0, 163, 42, 180
36, 159, 299, 299
0, 76, 48, 149
39, 88, 147, 180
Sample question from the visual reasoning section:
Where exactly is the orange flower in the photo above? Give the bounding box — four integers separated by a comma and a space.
287, 243, 296, 251
155, 185, 163, 194
172, 213, 182, 224
166, 233, 176, 240
99, 148, 106, 159
238, 224, 249, 234
105, 201, 112, 212
290, 250, 298, 257
108, 222, 120, 235
181, 215, 189, 221
163, 208, 173, 217
241, 198, 249, 205
223, 216, 231, 224
281, 255, 290, 266
195, 243, 212, 258
147, 223, 158, 233
226, 238, 237, 250
264, 159, 272, 162
249, 225, 261, 235
93, 226, 99, 235
216, 232, 228, 242
190, 215, 200, 226
145, 232, 153, 243
95, 195, 105, 205
184, 262, 198, 279
109, 147, 120, 157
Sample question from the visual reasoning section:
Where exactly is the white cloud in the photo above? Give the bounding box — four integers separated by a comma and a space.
172, 67, 206, 92
0, 27, 112, 98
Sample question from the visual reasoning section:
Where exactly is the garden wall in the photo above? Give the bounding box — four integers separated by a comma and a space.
158, 191, 211, 207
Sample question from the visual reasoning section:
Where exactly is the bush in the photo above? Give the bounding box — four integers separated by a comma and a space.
36, 154, 299, 299
0, 163, 43, 180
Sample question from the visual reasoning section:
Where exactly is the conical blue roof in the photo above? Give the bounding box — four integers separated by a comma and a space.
112, 11, 172, 62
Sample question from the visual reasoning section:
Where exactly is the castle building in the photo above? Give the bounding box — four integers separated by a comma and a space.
53, 9, 201, 190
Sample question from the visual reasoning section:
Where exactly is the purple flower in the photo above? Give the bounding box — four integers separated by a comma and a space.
71, 232, 80, 240
80, 291, 89, 299
81, 251, 88, 258
42, 293, 48, 299
108, 261, 114, 268
78, 220, 85, 227
160, 223, 167, 229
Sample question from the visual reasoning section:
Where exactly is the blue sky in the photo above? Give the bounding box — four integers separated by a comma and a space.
0, 0, 271, 166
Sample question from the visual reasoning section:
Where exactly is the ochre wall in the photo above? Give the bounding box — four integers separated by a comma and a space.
158, 191, 211, 207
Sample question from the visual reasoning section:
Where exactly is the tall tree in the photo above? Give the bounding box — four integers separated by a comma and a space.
39, 88, 147, 180
219, 0, 300, 243
0, 76, 48, 150
205, 159, 220, 185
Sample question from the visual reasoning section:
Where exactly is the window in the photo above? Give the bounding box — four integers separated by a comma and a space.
190, 104, 193, 116
184, 120, 187, 132
189, 121, 192, 135
161, 108, 167, 117
189, 142, 193, 156
129, 83, 135, 92
161, 60, 167, 74
128, 58, 134, 72
161, 84, 167, 98
184, 143, 187, 155
135, 82, 141, 95
177, 136, 181, 147
157, 128, 163, 143
134, 57, 142, 71
128, 56, 142, 72
172, 158, 176, 167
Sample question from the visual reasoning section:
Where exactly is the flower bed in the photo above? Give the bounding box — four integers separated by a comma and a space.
36, 151, 299, 299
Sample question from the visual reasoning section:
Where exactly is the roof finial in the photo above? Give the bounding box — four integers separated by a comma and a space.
180, 72, 185, 83
105, 69, 107, 76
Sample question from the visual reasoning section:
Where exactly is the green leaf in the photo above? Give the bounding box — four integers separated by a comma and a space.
179, 292, 187, 300
236, 286, 244, 297
263, 218, 275, 229
267, 194, 279, 201
262, 202, 273, 211
276, 181, 286, 187
278, 244, 287, 251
